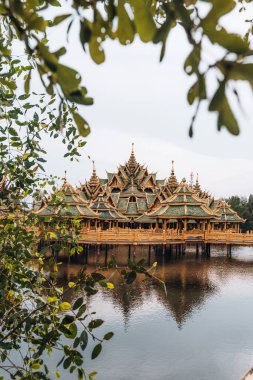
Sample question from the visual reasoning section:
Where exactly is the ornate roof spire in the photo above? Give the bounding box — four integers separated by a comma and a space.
194, 173, 201, 193
167, 160, 178, 192
127, 143, 137, 172
63, 170, 67, 183
189, 172, 194, 188
89, 161, 100, 188
171, 160, 175, 175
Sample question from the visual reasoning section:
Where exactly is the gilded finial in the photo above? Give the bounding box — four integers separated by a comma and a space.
92, 160, 96, 173
64, 170, 67, 182
132, 142, 134, 153
171, 160, 174, 175
190, 172, 194, 188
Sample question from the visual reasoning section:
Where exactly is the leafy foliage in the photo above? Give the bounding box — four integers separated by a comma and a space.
0, 0, 253, 136
226, 195, 253, 232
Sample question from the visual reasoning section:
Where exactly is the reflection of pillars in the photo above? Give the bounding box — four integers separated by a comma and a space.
227, 244, 232, 257
128, 245, 131, 260
162, 244, 165, 255
148, 245, 151, 266
205, 243, 211, 257
86, 244, 89, 264
82, 244, 86, 264
196, 243, 199, 257
96, 244, 101, 267
105, 244, 108, 266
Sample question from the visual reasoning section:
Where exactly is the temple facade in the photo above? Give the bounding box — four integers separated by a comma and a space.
35, 144, 244, 232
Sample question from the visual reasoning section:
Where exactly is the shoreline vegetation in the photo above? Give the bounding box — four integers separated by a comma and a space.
226, 195, 253, 232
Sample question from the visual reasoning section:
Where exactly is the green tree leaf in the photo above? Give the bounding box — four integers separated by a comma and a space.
73, 297, 83, 310
91, 343, 102, 360
131, 0, 156, 42
71, 110, 90, 137
117, 0, 135, 45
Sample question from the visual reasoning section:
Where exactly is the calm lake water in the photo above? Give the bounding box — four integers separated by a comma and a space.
53, 245, 253, 380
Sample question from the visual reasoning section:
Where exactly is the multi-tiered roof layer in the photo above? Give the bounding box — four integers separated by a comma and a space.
36, 181, 98, 218
213, 200, 245, 223
34, 145, 244, 229
90, 194, 129, 222
147, 179, 216, 220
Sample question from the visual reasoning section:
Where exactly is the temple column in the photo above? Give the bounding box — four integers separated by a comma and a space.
183, 219, 187, 231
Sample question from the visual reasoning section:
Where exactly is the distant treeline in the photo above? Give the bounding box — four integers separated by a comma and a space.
226, 195, 253, 232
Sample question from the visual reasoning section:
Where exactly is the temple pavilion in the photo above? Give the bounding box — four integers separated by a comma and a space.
34, 144, 245, 232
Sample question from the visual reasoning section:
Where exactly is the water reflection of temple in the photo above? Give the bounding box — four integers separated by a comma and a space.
56, 250, 253, 329
153, 261, 216, 328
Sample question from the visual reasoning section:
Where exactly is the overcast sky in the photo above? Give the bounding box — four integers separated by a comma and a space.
41, 4, 253, 198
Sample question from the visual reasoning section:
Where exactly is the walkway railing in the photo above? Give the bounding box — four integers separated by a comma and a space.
77, 228, 253, 245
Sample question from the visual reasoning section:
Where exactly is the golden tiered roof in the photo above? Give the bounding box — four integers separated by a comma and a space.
91, 194, 129, 221
213, 200, 245, 223
35, 180, 98, 218
33, 144, 244, 226
147, 178, 217, 220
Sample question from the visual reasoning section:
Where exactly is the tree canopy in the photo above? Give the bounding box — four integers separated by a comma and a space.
0, 0, 253, 137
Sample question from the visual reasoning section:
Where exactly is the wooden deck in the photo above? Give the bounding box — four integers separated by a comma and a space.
77, 229, 253, 246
